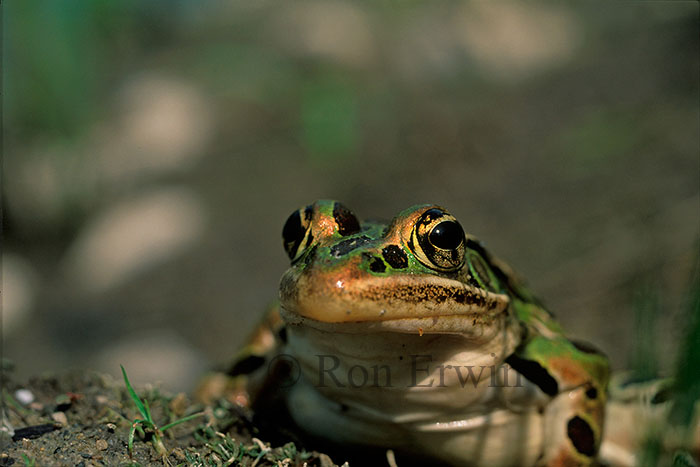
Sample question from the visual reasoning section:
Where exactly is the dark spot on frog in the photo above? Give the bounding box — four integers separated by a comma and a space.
585, 386, 598, 400
228, 354, 266, 376
339, 403, 349, 412
330, 236, 372, 258
651, 385, 673, 404
382, 245, 408, 269
571, 340, 605, 356
333, 202, 361, 236
567, 415, 596, 456
505, 354, 559, 397
277, 327, 288, 344
368, 257, 386, 273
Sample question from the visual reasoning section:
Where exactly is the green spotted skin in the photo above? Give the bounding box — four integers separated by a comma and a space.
228, 201, 613, 466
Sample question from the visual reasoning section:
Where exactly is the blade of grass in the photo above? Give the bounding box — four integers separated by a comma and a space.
142, 398, 154, 425
160, 412, 205, 432
121, 365, 149, 421
128, 423, 137, 456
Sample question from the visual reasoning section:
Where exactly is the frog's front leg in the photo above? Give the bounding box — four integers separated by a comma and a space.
507, 336, 610, 466
195, 302, 286, 407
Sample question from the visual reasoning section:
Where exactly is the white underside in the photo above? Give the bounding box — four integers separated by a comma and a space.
283, 318, 551, 466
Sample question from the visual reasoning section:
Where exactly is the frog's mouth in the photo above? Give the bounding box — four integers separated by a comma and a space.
279, 269, 510, 334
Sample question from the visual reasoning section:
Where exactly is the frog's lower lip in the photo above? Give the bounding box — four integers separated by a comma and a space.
279, 307, 509, 335
279, 272, 510, 326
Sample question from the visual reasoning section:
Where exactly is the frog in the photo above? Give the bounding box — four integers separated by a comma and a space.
202, 200, 696, 466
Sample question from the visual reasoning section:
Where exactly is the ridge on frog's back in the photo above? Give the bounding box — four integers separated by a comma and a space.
202, 201, 697, 467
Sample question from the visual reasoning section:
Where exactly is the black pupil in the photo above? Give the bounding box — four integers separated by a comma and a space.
429, 221, 464, 250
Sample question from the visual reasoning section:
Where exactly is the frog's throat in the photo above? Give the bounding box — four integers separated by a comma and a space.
279, 272, 510, 330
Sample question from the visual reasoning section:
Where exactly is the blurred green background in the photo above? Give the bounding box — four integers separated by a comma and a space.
2, 1, 698, 391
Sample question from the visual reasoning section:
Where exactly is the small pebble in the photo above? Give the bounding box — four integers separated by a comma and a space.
318, 454, 335, 467
105, 423, 116, 433
95, 395, 109, 405
51, 411, 68, 425
28, 402, 44, 411
96, 439, 108, 451
172, 447, 186, 461
14, 389, 34, 405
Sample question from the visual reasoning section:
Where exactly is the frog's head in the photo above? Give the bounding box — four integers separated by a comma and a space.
279, 200, 511, 334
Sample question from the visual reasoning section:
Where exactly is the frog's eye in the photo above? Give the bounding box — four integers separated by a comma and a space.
411, 208, 466, 271
282, 205, 313, 262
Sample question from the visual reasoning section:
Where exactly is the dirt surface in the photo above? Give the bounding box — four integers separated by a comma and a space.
1, 368, 342, 467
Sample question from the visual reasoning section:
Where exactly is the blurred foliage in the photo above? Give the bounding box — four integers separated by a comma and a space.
629, 280, 661, 382
669, 249, 700, 428
4, 0, 183, 139
301, 73, 359, 163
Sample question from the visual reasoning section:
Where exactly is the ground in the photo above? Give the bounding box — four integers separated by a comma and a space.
1, 368, 342, 467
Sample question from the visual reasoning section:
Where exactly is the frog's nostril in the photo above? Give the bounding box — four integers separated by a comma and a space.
585, 386, 598, 400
